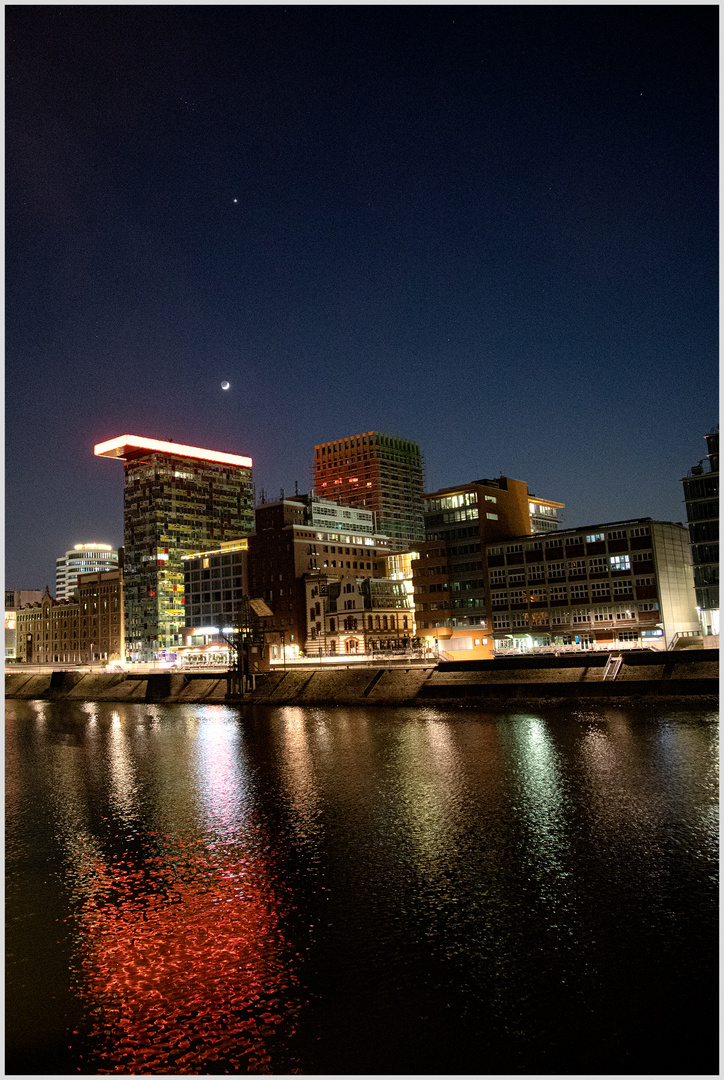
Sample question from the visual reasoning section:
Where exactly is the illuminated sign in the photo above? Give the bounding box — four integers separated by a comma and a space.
94, 435, 252, 469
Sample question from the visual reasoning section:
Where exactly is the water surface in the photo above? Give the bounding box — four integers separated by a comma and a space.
6, 700, 718, 1074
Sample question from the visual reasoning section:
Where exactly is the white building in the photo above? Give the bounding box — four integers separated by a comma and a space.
56, 543, 119, 601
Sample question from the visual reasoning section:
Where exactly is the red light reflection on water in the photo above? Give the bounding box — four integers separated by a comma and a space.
74, 840, 301, 1074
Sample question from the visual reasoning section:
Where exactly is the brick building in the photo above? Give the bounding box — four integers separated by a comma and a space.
15, 569, 124, 664
248, 494, 391, 659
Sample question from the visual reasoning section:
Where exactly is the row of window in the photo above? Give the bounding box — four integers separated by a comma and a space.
489, 526, 651, 556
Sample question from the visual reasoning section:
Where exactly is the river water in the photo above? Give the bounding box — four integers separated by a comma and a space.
5, 699, 718, 1075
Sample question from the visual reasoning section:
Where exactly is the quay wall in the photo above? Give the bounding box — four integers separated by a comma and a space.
5, 651, 718, 706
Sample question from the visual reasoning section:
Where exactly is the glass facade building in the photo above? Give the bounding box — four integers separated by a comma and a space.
95, 436, 253, 661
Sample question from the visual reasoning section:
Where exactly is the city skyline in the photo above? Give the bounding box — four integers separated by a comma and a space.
6, 6, 717, 589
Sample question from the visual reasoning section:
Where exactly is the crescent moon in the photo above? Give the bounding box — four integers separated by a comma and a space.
221, 381, 230, 390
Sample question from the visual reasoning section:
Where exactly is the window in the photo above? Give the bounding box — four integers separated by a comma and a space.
593, 611, 613, 622
589, 558, 607, 573
567, 559, 586, 573
549, 586, 567, 600
630, 527, 650, 537
491, 592, 508, 606
486, 513, 498, 520
607, 530, 627, 540
506, 544, 523, 553
635, 577, 654, 586
488, 546, 501, 556
572, 611, 589, 623
591, 581, 609, 597
586, 533, 605, 543
490, 569, 506, 583
610, 555, 631, 572
570, 584, 588, 599
509, 590, 526, 603
638, 602, 659, 612
633, 552, 653, 562
508, 570, 525, 584
613, 580, 633, 594
545, 537, 562, 549
493, 614, 511, 628
617, 630, 638, 641
565, 536, 583, 546
547, 562, 565, 578
527, 566, 545, 582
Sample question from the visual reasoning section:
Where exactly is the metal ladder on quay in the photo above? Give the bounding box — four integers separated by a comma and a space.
602, 653, 623, 681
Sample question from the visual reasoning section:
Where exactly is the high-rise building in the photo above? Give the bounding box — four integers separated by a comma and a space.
56, 543, 119, 601
681, 428, 719, 638
412, 475, 564, 660
95, 435, 253, 662
313, 431, 424, 552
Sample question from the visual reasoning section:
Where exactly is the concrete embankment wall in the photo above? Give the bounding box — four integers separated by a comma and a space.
5, 650, 718, 705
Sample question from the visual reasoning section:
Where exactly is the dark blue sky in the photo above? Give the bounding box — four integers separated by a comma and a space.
6, 5, 718, 589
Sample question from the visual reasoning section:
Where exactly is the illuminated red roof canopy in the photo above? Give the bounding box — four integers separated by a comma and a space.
94, 435, 252, 469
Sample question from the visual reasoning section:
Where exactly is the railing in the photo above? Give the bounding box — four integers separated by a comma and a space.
668, 631, 703, 650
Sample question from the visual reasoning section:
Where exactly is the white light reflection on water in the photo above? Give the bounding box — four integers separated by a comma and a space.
107, 710, 142, 825
276, 707, 323, 848
504, 715, 571, 905
393, 718, 466, 876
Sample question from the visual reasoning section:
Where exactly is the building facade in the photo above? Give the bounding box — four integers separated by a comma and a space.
179, 539, 249, 665
5, 589, 43, 659
484, 519, 699, 652
313, 431, 425, 552
56, 543, 119, 601
681, 428, 719, 638
15, 570, 124, 664
248, 494, 391, 659
304, 573, 412, 656
95, 435, 254, 662
412, 476, 564, 660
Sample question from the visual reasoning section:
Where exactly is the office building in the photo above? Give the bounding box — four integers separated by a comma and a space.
484, 519, 699, 652
313, 431, 425, 552
95, 435, 253, 662
179, 539, 249, 666
681, 428, 719, 638
5, 589, 43, 659
56, 543, 119, 601
15, 570, 123, 664
249, 494, 391, 659
412, 475, 564, 660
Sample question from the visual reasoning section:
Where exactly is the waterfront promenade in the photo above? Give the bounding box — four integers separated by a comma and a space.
6, 649, 718, 705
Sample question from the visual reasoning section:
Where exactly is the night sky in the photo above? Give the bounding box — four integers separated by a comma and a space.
6, 5, 718, 590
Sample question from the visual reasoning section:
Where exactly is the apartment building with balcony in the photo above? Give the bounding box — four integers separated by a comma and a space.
484, 519, 698, 652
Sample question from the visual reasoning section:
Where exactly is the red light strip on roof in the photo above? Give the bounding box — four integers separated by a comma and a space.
94, 435, 252, 468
